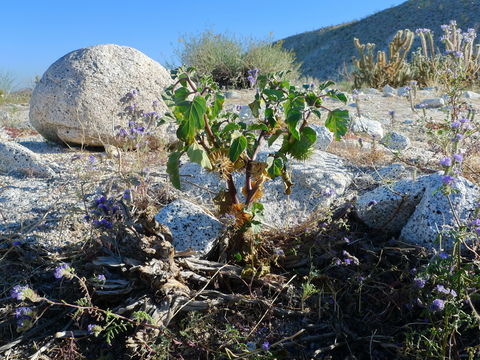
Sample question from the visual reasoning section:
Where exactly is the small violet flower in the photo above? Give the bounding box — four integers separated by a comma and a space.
431, 298, 445, 312
439, 157, 452, 167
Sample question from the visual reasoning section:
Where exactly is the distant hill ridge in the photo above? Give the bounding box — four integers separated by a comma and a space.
280, 0, 480, 80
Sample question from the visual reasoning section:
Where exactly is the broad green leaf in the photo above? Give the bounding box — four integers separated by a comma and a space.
263, 89, 284, 101
174, 87, 190, 104
288, 126, 317, 160
286, 110, 302, 140
229, 136, 247, 162
325, 109, 349, 140
222, 122, 241, 133
264, 108, 275, 127
318, 80, 335, 91
326, 90, 348, 104
177, 96, 207, 142
249, 99, 261, 118
267, 157, 284, 178
209, 93, 225, 120
247, 123, 269, 131
187, 143, 212, 170
167, 152, 182, 189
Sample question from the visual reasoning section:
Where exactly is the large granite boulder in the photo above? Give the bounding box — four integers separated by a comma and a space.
30, 44, 173, 147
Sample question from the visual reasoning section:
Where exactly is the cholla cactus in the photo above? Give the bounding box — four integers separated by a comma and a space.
352, 29, 414, 88
440, 21, 480, 80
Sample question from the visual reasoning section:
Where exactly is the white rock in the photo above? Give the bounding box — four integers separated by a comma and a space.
0, 140, 56, 177
463, 91, 480, 99
238, 105, 253, 120
224, 90, 240, 99
363, 88, 381, 95
397, 86, 411, 97
383, 85, 396, 97
380, 131, 411, 150
154, 199, 224, 253
355, 176, 430, 233
351, 116, 384, 138
30, 44, 173, 147
178, 150, 353, 228
416, 98, 445, 109
309, 124, 334, 150
400, 174, 479, 249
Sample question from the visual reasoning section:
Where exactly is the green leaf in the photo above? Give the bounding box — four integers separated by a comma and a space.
177, 96, 207, 142
286, 110, 302, 140
325, 109, 349, 140
326, 90, 348, 104
318, 80, 335, 91
187, 143, 212, 170
229, 136, 247, 162
263, 89, 284, 101
174, 87, 190, 103
249, 99, 261, 118
222, 122, 240, 133
209, 93, 225, 120
247, 123, 269, 131
288, 126, 317, 160
167, 152, 182, 189
267, 157, 284, 178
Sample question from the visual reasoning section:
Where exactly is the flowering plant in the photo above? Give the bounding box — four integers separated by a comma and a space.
161, 67, 348, 253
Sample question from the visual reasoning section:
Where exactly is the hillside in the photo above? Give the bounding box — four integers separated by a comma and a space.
281, 0, 480, 80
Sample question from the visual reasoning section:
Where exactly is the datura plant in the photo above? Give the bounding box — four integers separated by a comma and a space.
161, 67, 349, 247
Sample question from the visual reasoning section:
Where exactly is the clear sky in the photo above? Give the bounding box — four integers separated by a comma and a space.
1, 0, 405, 88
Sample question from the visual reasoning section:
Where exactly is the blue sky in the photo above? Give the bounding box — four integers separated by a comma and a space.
2, 0, 404, 88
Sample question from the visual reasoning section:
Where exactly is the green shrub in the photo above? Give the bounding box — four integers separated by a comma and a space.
242, 41, 300, 83
176, 31, 301, 88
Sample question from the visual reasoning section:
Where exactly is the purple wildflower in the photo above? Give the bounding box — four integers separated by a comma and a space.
453, 153, 463, 163
367, 200, 378, 206
438, 252, 449, 259
470, 219, 480, 226
54, 264, 72, 279
123, 189, 131, 200
414, 278, 426, 288
96, 274, 106, 281
262, 341, 270, 351
436, 284, 450, 294
15, 307, 33, 318
451, 121, 461, 128
10, 285, 28, 300
431, 298, 445, 312
441, 175, 456, 186
440, 157, 452, 167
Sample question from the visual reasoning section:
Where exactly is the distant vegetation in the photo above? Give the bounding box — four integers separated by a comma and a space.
176, 31, 300, 88
280, 0, 480, 81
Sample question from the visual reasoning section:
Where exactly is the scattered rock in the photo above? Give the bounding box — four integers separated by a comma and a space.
400, 174, 479, 249
372, 163, 411, 182
463, 90, 480, 99
380, 131, 411, 150
224, 91, 239, 99
178, 150, 353, 228
0, 140, 56, 177
415, 98, 445, 109
363, 88, 381, 95
30, 44, 173, 147
154, 199, 224, 253
383, 85, 396, 97
397, 87, 411, 97
238, 105, 253, 120
355, 175, 429, 233
351, 116, 384, 138
310, 124, 334, 150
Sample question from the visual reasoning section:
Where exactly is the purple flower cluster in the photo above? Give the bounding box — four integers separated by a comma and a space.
10, 285, 29, 300
247, 68, 259, 87
15, 306, 34, 330
415, 28, 431, 34
54, 264, 74, 279
436, 284, 457, 297
431, 298, 445, 312
335, 250, 359, 266
84, 194, 127, 231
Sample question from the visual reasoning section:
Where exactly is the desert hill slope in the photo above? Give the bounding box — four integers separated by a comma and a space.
280, 0, 480, 80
